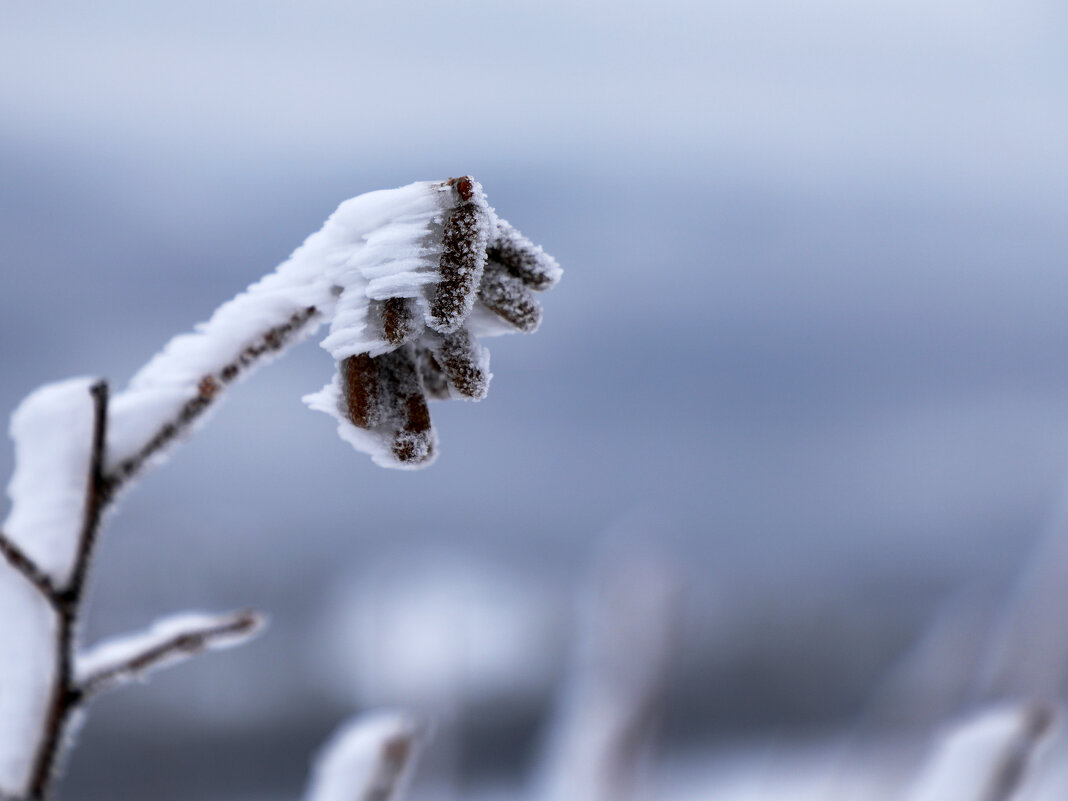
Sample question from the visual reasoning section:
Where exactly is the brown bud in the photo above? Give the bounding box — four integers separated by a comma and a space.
487, 219, 561, 291
376, 346, 435, 464
342, 353, 381, 429
381, 297, 421, 346
429, 201, 487, 333
478, 261, 542, 333
428, 328, 489, 399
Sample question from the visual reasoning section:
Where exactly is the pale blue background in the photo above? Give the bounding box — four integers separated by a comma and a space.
3, 2, 1068, 798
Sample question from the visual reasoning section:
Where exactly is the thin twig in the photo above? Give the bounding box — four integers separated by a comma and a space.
25, 380, 108, 801
77, 610, 262, 700
12, 308, 317, 799
0, 530, 56, 602
106, 306, 318, 493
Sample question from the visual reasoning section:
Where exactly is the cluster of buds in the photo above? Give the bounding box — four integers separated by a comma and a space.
308, 176, 561, 467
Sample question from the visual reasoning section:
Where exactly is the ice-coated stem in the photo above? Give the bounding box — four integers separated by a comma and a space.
0, 533, 55, 601
106, 305, 321, 493
77, 610, 264, 700
25, 380, 108, 801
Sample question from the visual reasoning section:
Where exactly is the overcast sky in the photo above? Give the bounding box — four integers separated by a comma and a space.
2, 0, 1067, 199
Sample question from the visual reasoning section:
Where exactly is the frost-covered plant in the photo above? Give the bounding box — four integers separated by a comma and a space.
0, 176, 559, 801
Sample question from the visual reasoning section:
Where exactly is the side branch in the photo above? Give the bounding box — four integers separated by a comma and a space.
76, 609, 264, 700
0, 530, 56, 601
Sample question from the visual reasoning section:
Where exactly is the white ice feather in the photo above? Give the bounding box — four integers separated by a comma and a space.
3, 377, 98, 586
105, 181, 456, 474
302, 376, 439, 471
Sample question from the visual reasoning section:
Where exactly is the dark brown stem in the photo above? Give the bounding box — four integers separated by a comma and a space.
106, 306, 318, 493
25, 381, 109, 801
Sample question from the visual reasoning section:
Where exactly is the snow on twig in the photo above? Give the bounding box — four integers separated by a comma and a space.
905, 702, 1056, 801
76, 609, 265, 700
2, 379, 101, 589
302, 712, 425, 801
0, 559, 55, 797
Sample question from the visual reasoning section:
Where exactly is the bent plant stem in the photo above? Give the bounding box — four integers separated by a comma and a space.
4, 306, 321, 800
26, 381, 110, 801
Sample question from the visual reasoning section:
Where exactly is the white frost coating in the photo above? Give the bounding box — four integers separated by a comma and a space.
3, 377, 97, 585
76, 610, 265, 690
906, 703, 1056, 801
0, 560, 57, 796
303, 376, 440, 471
105, 181, 457, 473
303, 711, 423, 801
493, 218, 563, 289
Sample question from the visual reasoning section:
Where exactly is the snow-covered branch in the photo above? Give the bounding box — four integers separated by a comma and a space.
906, 702, 1056, 801
75, 610, 265, 700
0, 176, 559, 800
302, 712, 425, 801
107, 176, 559, 477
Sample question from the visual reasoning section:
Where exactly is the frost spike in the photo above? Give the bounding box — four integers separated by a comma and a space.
428, 329, 490, 400
478, 261, 543, 333
342, 354, 382, 429
489, 218, 562, 291
427, 177, 490, 333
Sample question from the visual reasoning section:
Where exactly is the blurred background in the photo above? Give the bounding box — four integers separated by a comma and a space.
3, 1, 1068, 799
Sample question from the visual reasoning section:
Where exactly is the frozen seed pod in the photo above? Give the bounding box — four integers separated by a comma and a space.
487, 218, 562, 291
342, 354, 382, 429
478, 261, 542, 333
375, 346, 434, 465
427, 177, 493, 333
425, 329, 490, 400
380, 297, 422, 347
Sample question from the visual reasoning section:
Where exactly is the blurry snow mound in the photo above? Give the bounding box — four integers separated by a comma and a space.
315, 551, 565, 710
